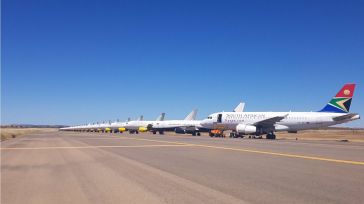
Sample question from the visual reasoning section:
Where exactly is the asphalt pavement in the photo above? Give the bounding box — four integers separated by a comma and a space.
2, 131, 364, 204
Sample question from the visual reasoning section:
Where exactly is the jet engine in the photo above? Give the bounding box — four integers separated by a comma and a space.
175, 128, 186, 134
138, 127, 148, 132
236, 124, 256, 134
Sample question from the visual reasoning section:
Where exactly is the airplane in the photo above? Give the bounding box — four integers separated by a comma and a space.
124, 113, 165, 134
200, 84, 360, 139
150, 109, 208, 136
60, 102, 246, 133
151, 103, 246, 136
109, 118, 131, 133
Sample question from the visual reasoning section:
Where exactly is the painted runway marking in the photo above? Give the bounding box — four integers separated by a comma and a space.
122, 136, 364, 166
0, 144, 194, 150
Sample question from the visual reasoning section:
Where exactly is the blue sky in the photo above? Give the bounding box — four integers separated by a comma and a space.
2, 0, 364, 127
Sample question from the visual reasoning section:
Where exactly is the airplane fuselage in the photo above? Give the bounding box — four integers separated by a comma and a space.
201, 112, 359, 134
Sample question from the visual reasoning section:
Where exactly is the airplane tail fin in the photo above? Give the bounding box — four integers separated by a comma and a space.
184, 109, 198, 120
233, 102, 245, 112
156, 113, 165, 121
138, 115, 144, 121
319, 83, 356, 113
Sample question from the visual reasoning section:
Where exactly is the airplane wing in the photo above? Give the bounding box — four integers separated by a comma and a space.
332, 113, 358, 121
252, 114, 288, 127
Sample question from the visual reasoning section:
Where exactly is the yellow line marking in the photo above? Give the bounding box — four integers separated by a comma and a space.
0, 144, 194, 150
121, 136, 364, 166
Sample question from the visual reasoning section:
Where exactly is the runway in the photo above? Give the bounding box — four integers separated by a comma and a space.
2, 131, 364, 204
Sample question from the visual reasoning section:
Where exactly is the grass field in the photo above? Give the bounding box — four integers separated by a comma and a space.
1, 128, 57, 141
277, 129, 364, 142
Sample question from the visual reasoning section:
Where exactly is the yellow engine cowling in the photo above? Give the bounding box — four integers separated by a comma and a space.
118, 127, 126, 132
138, 127, 148, 132
105, 128, 111, 132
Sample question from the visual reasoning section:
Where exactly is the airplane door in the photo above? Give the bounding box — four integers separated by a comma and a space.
217, 114, 222, 123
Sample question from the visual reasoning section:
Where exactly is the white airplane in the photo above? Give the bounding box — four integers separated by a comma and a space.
151, 103, 246, 136
109, 118, 131, 133
150, 109, 207, 136
59, 102, 246, 133
200, 84, 360, 139
124, 113, 165, 134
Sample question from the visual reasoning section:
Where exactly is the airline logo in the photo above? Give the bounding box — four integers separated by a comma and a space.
327, 98, 352, 112
322, 84, 356, 113
344, 89, 350, 95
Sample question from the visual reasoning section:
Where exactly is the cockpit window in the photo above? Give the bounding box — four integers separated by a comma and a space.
207, 116, 212, 119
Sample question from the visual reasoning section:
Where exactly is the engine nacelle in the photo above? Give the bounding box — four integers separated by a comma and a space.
118, 127, 126, 132
175, 128, 186, 134
236, 124, 256, 134
138, 127, 148, 132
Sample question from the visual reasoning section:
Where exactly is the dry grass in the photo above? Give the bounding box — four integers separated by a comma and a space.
0, 128, 58, 141
277, 129, 364, 142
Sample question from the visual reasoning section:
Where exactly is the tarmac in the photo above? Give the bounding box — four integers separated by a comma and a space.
2, 131, 364, 204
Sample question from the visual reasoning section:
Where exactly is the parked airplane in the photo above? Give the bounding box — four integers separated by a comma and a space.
109, 118, 131, 133
151, 103, 246, 136
200, 84, 360, 139
150, 109, 207, 136
124, 113, 165, 134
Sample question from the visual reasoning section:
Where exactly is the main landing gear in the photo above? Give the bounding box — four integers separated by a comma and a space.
192, 132, 201, 136
266, 132, 276, 140
152, 131, 164, 135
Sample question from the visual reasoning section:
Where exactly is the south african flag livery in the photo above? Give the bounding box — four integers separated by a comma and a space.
320, 84, 356, 113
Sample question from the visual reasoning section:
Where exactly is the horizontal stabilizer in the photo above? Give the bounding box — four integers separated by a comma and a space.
333, 113, 359, 121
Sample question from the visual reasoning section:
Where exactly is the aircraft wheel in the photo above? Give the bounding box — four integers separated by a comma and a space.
197, 132, 201, 136
266, 132, 276, 140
